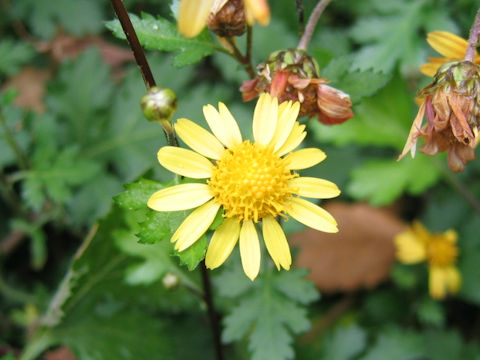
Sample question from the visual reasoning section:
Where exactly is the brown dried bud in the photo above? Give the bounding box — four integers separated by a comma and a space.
240, 49, 354, 125
207, 0, 246, 37
399, 60, 480, 172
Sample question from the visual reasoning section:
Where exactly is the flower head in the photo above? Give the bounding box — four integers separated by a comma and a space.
394, 221, 461, 300
148, 93, 340, 280
421, 31, 480, 77
399, 60, 480, 172
240, 49, 354, 125
178, 0, 270, 38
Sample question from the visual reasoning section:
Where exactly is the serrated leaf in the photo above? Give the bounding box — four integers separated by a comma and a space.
0, 39, 35, 77
361, 328, 425, 360
115, 178, 167, 210
321, 57, 391, 103
323, 325, 367, 360
173, 235, 208, 271
309, 75, 413, 149
12, 0, 104, 39
220, 263, 317, 360
347, 156, 442, 206
272, 268, 319, 305
350, 2, 424, 73
106, 13, 220, 67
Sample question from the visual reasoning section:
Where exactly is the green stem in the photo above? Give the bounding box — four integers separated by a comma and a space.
465, 8, 480, 62
0, 268, 35, 304
225, 37, 255, 78
297, 0, 333, 51
20, 330, 55, 360
0, 105, 29, 169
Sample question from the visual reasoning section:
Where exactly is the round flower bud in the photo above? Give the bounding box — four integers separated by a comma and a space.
140, 87, 177, 124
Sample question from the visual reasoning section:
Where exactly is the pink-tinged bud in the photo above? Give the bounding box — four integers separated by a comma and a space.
399, 60, 480, 172
240, 49, 354, 125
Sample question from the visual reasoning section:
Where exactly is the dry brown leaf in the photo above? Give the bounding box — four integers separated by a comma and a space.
44, 346, 77, 360
38, 34, 134, 67
290, 201, 406, 293
3, 67, 51, 113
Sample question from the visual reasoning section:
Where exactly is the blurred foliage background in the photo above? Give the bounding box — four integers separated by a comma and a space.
1, 0, 480, 359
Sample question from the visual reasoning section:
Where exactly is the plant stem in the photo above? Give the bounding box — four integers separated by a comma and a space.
246, 25, 253, 71
200, 261, 224, 360
225, 37, 255, 78
297, 0, 333, 51
465, 8, 480, 62
295, 0, 305, 37
0, 106, 29, 170
110, 0, 156, 89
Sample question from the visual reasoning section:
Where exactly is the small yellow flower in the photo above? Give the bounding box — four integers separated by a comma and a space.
420, 31, 480, 76
178, 0, 270, 38
148, 93, 340, 280
394, 221, 461, 299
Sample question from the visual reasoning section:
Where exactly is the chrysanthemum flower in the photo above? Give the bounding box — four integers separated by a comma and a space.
394, 221, 461, 300
178, 0, 270, 38
148, 93, 340, 280
420, 31, 480, 77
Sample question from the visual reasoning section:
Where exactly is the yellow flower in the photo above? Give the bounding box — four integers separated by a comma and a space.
178, 0, 270, 38
420, 31, 480, 76
148, 93, 340, 280
394, 221, 461, 299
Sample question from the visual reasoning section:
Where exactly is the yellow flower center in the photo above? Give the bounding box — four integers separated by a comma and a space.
208, 140, 297, 222
427, 236, 458, 267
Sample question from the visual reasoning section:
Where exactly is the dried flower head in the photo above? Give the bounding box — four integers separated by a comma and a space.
399, 60, 480, 172
240, 49, 354, 125
178, 0, 269, 38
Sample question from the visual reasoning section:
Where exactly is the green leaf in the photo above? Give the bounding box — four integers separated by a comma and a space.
0, 39, 35, 77
22, 206, 179, 360
12, 0, 104, 39
347, 156, 442, 206
323, 325, 367, 360
350, 1, 425, 73
220, 263, 318, 360
114, 178, 166, 210
423, 330, 479, 360
106, 13, 220, 67
309, 75, 413, 149
416, 297, 445, 327
321, 56, 391, 103
11, 218, 47, 270
173, 235, 208, 271
22, 147, 100, 210
361, 327, 425, 360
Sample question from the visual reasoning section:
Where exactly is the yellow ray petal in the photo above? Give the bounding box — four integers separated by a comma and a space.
174, 118, 225, 160
429, 266, 447, 299
148, 183, 213, 211
287, 197, 338, 233
158, 146, 213, 178
172, 200, 220, 251
289, 177, 341, 199
244, 0, 270, 26
178, 0, 214, 38
446, 266, 461, 294
276, 122, 306, 156
253, 93, 278, 146
239, 220, 261, 280
205, 217, 241, 269
284, 148, 326, 170
262, 216, 291, 270
394, 228, 427, 264
218, 102, 242, 146
203, 104, 242, 148
427, 31, 469, 59
271, 101, 300, 152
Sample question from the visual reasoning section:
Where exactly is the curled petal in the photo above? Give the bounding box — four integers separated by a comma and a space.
148, 183, 212, 211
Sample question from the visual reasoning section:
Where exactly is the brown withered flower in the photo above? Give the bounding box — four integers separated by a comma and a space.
207, 0, 246, 37
240, 49, 354, 125
399, 60, 480, 172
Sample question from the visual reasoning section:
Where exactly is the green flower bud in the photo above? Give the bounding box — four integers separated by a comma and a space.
140, 87, 177, 126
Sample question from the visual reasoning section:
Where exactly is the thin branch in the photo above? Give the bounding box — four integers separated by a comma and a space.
297, 0, 333, 51
225, 37, 255, 78
295, 0, 305, 37
0, 106, 29, 170
200, 261, 224, 360
465, 8, 480, 62
110, 0, 156, 89
246, 26, 253, 71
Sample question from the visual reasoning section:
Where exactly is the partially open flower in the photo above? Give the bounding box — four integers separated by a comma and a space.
399, 60, 480, 172
178, 0, 269, 38
240, 49, 354, 125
